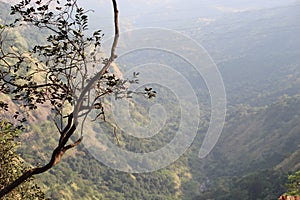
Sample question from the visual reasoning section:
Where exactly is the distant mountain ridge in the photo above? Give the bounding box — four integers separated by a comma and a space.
204, 94, 300, 176
193, 0, 300, 106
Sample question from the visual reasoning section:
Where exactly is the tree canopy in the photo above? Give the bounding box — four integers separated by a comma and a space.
0, 0, 137, 197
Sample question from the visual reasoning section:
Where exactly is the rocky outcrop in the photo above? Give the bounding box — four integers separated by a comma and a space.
279, 195, 300, 200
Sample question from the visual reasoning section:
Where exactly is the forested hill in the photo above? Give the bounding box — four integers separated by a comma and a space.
189, 3, 300, 198
189, 94, 300, 199
203, 95, 300, 176
1, 1, 300, 199
188, 2, 300, 198
193, 1, 300, 106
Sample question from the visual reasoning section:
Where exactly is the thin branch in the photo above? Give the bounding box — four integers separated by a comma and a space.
63, 137, 83, 151
73, 0, 119, 123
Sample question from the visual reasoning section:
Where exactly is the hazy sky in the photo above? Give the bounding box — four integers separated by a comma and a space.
0, 0, 297, 35
78, 0, 297, 34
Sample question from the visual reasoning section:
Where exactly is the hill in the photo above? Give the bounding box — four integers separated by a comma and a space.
193, 2, 300, 106
0, 1, 300, 199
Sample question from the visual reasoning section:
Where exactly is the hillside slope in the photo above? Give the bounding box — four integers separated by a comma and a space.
1, 1, 300, 199
193, 2, 300, 106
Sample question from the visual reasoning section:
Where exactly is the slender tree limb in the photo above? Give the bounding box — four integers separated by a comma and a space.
64, 137, 83, 151
74, 0, 119, 118
112, 0, 119, 35
61, 113, 74, 133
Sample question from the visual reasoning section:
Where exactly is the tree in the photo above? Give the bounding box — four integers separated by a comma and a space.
0, 0, 152, 197
286, 171, 300, 196
0, 120, 47, 199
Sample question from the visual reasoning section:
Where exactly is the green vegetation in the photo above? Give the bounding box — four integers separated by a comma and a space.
286, 171, 300, 196
0, 0, 125, 197
197, 169, 287, 200
0, 120, 47, 199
